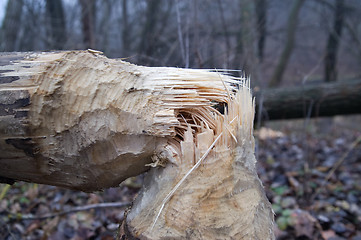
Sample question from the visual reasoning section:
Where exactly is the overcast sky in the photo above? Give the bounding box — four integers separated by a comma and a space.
0, 0, 7, 26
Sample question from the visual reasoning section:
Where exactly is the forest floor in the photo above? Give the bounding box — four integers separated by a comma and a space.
0, 116, 360, 240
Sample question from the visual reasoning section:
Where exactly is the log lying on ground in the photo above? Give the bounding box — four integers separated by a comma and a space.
256, 79, 361, 121
0, 50, 274, 239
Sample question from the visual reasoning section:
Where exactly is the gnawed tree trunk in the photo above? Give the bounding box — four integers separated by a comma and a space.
0, 50, 274, 239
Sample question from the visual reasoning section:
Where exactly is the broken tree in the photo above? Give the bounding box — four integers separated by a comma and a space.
0, 50, 274, 239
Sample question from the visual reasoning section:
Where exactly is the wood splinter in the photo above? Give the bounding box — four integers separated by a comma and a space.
0, 50, 274, 239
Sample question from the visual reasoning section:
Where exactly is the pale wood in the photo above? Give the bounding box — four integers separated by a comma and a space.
120, 82, 274, 239
0, 50, 274, 239
0, 50, 237, 191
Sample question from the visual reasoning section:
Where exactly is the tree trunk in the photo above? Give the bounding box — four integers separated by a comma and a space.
238, 0, 260, 84
255, 0, 267, 62
268, 0, 305, 87
79, 0, 96, 49
138, 0, 162, 65
122, 0, 130, 56
0, 50, 274, 239
45, 0, 67, 50
256, 79, 361, 121
1, 0, 23, 51
324, 0, 345, 82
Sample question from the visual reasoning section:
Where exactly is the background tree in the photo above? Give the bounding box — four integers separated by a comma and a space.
324, 0, 345, 82
0, 0, 360, 87
45, 0, 67, 50
79, 0, 96, 49
1, 0, 23, 51
255, 0, 267, 62
268, 0, 305, 87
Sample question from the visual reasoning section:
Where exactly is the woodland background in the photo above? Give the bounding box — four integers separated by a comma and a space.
1, 0, 361, 86
0, 0, 361, 239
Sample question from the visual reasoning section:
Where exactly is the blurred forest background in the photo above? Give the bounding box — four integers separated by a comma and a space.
1, 0, 361, 88
1, 0, 361, 239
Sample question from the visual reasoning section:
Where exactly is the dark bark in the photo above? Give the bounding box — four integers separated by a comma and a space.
79, 0, 96, 49
122, 0, 130, 56
255, 0, 267, 62
324, 0, 345, 82
45, 0, 67, 49
256, 79, 361, 121
1, 0, 23, 51
238, 0, 259, 81
217, 0, 231, 67
268, 0, 305, 87
138, 0, 162, 65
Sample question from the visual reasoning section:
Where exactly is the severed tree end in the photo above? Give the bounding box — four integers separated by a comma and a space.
119, 75, 275, 239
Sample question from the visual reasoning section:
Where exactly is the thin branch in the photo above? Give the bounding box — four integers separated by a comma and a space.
8, 202, 131, 221
323, 135, 361, 184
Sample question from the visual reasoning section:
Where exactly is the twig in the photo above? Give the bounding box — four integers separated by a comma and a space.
311, 134, 361, 202
8, 202, 131, 221
323, 134, 361, 184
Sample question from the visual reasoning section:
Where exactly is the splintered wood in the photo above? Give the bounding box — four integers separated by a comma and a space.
121, 64, 275, 238
0, 50, 274, 239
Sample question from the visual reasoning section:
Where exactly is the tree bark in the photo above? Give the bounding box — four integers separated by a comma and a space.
1, 0, 23, 51
256, 79, 361, 121
324, 0, 345, 82
138, 0, 162, 65
45, 0, 67, 50
238, 0, 260, 84
79, 0, 96, 49
255, 0, 267, 62
122, 0, 130, 56
268, 0, 305, 87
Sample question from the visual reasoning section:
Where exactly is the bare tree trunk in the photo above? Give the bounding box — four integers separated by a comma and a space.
79, 0, 96, 49
138, 0, 162, 65
217, 0, 231, 68
1, 0, 23, 51
238, 0, 260, 84
324, 0, 345, 82
122, 0, 130, 56
45, 0, 67, 50
255, 0, 267, 62
268, 0, 305, 87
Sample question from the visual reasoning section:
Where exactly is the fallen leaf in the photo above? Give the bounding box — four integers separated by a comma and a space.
321, 229, 336, 240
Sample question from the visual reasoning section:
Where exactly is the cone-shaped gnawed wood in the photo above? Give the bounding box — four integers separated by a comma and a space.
121, 81, 275, 239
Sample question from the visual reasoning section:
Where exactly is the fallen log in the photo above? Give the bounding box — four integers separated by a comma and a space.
256, 79, 361, 121
0, 50, 274, 239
